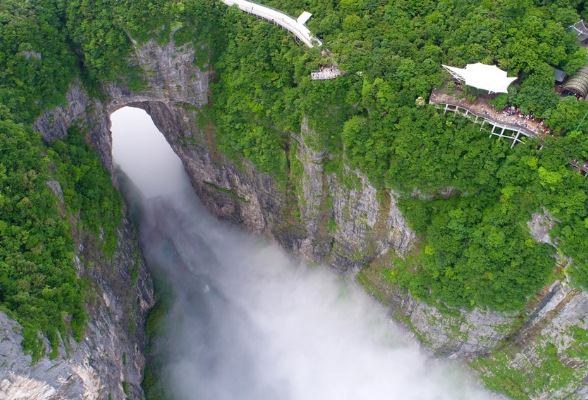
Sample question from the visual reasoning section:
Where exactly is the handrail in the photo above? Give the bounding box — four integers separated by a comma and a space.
226, 0, 317, 31
221, 0, 322, 47
227, 0, 293, 20
440, 102, 538, 138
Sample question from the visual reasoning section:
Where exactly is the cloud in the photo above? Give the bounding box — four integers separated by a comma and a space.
111, 107, 504, 400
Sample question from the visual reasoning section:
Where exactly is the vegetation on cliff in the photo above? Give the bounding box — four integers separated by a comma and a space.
0, 116, 83, 361
206, 2, 588, 396
0, 111, 121, 360
2, 0, 588, 388
208, 0, 588, 312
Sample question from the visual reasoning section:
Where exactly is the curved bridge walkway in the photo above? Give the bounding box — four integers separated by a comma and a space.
432, 102, 537, 149
221, 0, 322, 47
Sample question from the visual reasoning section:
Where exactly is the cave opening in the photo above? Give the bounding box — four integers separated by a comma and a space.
110, 106, 188, 198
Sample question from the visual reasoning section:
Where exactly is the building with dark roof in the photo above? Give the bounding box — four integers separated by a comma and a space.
570, 20, 588, 47
553, 68, 567, 83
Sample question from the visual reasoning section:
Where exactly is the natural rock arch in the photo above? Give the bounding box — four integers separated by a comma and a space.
32, 34, 417, 275
27, 34, 580, 394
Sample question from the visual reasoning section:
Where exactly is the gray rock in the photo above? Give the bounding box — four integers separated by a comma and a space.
45, 180, 64, 203
528, 206, 558, 246
22, 51, 42, 60
0, 218, 153, 400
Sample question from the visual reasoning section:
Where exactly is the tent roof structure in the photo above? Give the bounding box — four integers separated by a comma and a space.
296, 11, 312, 25
442, 63, 517, 93
562, 65, 588, 98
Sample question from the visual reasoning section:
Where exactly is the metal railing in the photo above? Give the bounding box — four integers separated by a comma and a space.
221, 0, 322, 47
440, 103, 538, 138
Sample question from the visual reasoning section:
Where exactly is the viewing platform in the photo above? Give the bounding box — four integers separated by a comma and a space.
571, 160, 588, 177
431, 87, 585, 177
430, 90, 543, 149
311, 65, 344, 80
220, 0, 322, 47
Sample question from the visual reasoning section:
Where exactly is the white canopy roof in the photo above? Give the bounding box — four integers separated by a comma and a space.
296, 11, 312, 25
442, 63, 517, 93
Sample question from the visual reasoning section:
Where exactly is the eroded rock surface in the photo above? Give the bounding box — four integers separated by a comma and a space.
0, 218, 153, 400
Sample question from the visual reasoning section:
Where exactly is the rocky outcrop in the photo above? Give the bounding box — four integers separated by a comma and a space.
33, 83, 115, 175
0, 217, 154, 400
528, 207, 558, 246
467, 279, 588, 399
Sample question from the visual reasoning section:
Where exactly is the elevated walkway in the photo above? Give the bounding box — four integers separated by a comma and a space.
432, 102, 537, 149
220, 0, 322, 47
571, 160, 588, 177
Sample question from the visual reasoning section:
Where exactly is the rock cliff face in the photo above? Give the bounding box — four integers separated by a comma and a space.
0, 213, 153, 400
7, 33, 587, 399
32, 33, 417, 270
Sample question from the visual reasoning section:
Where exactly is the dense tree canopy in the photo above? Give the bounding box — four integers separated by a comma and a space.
0, 114, 121, 360
0, 0, 77, 123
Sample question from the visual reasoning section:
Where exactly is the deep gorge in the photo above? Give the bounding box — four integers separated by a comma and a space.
111, 106, 498, 400
2, 0, 588, 398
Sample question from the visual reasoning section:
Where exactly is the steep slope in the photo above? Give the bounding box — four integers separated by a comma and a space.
0, 217, 153, 399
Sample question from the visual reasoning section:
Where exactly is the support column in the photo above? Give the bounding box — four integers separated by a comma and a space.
490, 124, 496, 138
511, 131, 521, 149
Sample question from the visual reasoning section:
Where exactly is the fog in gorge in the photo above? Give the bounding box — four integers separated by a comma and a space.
110, 107, 503, 400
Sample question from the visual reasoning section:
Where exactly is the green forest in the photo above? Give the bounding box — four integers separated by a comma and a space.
209, 0, 588, 311
2, 0, 588, 369
0, 111, 121, 360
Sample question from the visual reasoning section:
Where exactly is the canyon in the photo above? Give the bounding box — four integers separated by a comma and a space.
1, 32, 588, 400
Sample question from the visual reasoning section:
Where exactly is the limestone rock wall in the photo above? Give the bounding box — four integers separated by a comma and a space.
0, 217, 154, 400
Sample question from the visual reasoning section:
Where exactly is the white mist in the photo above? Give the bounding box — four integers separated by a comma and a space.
110, 107, 505, 400
111, 107, 188, 198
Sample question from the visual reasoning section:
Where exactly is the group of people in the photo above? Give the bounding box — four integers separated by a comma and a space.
499, 106, 552, 136
432, 89, 557, 139
311, 65, 342, 80
465, 103, 549, 137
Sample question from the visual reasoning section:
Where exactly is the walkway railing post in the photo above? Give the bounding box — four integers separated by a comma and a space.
575, 109, 588, 131
511, 131, 521, 149
433, 102, 535, 147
